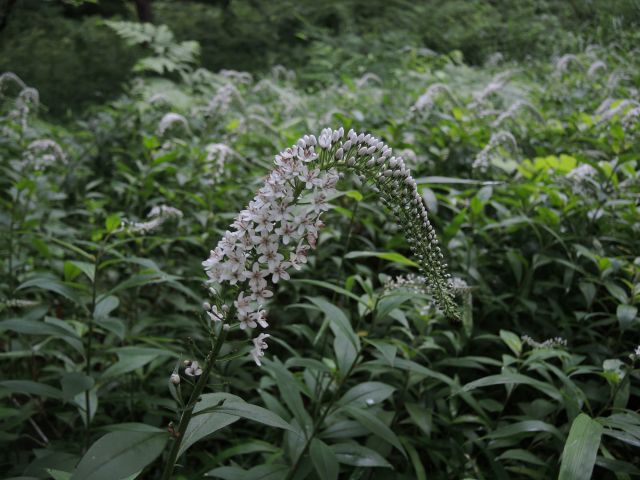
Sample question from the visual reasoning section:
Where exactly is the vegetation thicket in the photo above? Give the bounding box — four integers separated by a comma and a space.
0, 1, 639, 479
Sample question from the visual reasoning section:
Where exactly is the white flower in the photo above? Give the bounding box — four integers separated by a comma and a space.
251, 286, 274, 304
238, 311, 258, 330
250, 333, 271, 366
170, 373, 181, 385
244, 262, 270, 291
272, 261, 291, 283
185, 361, 202, 376
250, 309, 269, 328
234, 291, 254, 315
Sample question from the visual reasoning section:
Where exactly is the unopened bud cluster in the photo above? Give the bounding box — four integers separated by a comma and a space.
202, 127, 458, 365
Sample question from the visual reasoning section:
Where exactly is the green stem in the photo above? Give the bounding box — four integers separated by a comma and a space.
83, 248, 101, 451
161, 327, 228, 480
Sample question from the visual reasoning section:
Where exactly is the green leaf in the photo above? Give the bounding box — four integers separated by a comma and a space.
61, 372, 94, 400
101, 347, 177, 379
499, 330, 522, 356
344, 250, 418, 267
306, 296, 359, 349
605, 281, 628, 304
263, 359, 313, 430
310, 438, 339, 480
71, 431, 168, 480
405, 403, 431, 436
462, 372, 563, 401
616, 304, 637, 330
331, 443, 392, 468
105, 214, 121, 233
292, 279, 367, 306
17, 274, 83, 305
496, 449, 547, 466
178, 393, 244, 456
344, 190, 363, 201
0, 318, 83, 352
402, 437, 426, 480
558, 413, 602, 480
488, 420, 563, 441
196, 401, 294, 432
334, 334, 357, 376
47, 469, 72, 480
68, 261, 96, 283
365, 339, 397, 366
343, 406, 406, 456
94, 295, 119, 320
338, 382, 395, 408
0, 380, 64, 399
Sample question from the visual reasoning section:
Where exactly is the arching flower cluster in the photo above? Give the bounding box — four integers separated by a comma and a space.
202, 143, 237, 185
411, 83, 458, 114
521, 335, 567, 349
157, 113, 189, 136
473, 130, 518, 171
202, 127, 457, 365
121, 204, 183, 234
23, 139, 67, 170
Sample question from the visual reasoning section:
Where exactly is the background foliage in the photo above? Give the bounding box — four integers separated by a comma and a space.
1, 1, 639, 479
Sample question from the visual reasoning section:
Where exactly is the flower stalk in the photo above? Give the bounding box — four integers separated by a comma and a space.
161, 325, 228, 480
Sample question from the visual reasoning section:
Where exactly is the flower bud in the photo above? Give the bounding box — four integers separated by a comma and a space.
170, 373, 180, 385
335, 148, 344, 160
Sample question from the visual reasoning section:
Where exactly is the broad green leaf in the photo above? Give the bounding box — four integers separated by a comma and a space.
616, 304, 637, 330
462, 372, 563, 401
94, 295, 119, 320
71, 430, 168, 480
405, 403, 431, 436
402, 437, 426, 480
306, 296, 359, 349
263, 359, 313, 430
499, 330, 522, 356
60, 372, 94, 400
178, 393, 244, 456
105, 214, 121, 233
343, 406, 406, 456
0, 318, 82, 352
344, 250, 418, 267
365, 339, 397, 366
334, 334, 357, 376
558, 413, 602, 480
310, 438, 339, 480
17, 275, 83, 305
0, 380, 64, 400
101, 347, 177, 379
496, 449, 547, 466
338, 382, 395, 408
68, 261, 96, 283
488, 420, 563, 441
196, 401, 294, 432
293, 279, 367, 306
331, 443, 392, 468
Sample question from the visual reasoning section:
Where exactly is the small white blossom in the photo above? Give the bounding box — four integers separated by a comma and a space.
185, 361, 203, 376
250, 333, 271, 366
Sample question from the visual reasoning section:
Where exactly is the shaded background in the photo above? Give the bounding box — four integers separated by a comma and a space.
1, 0, 640, 117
